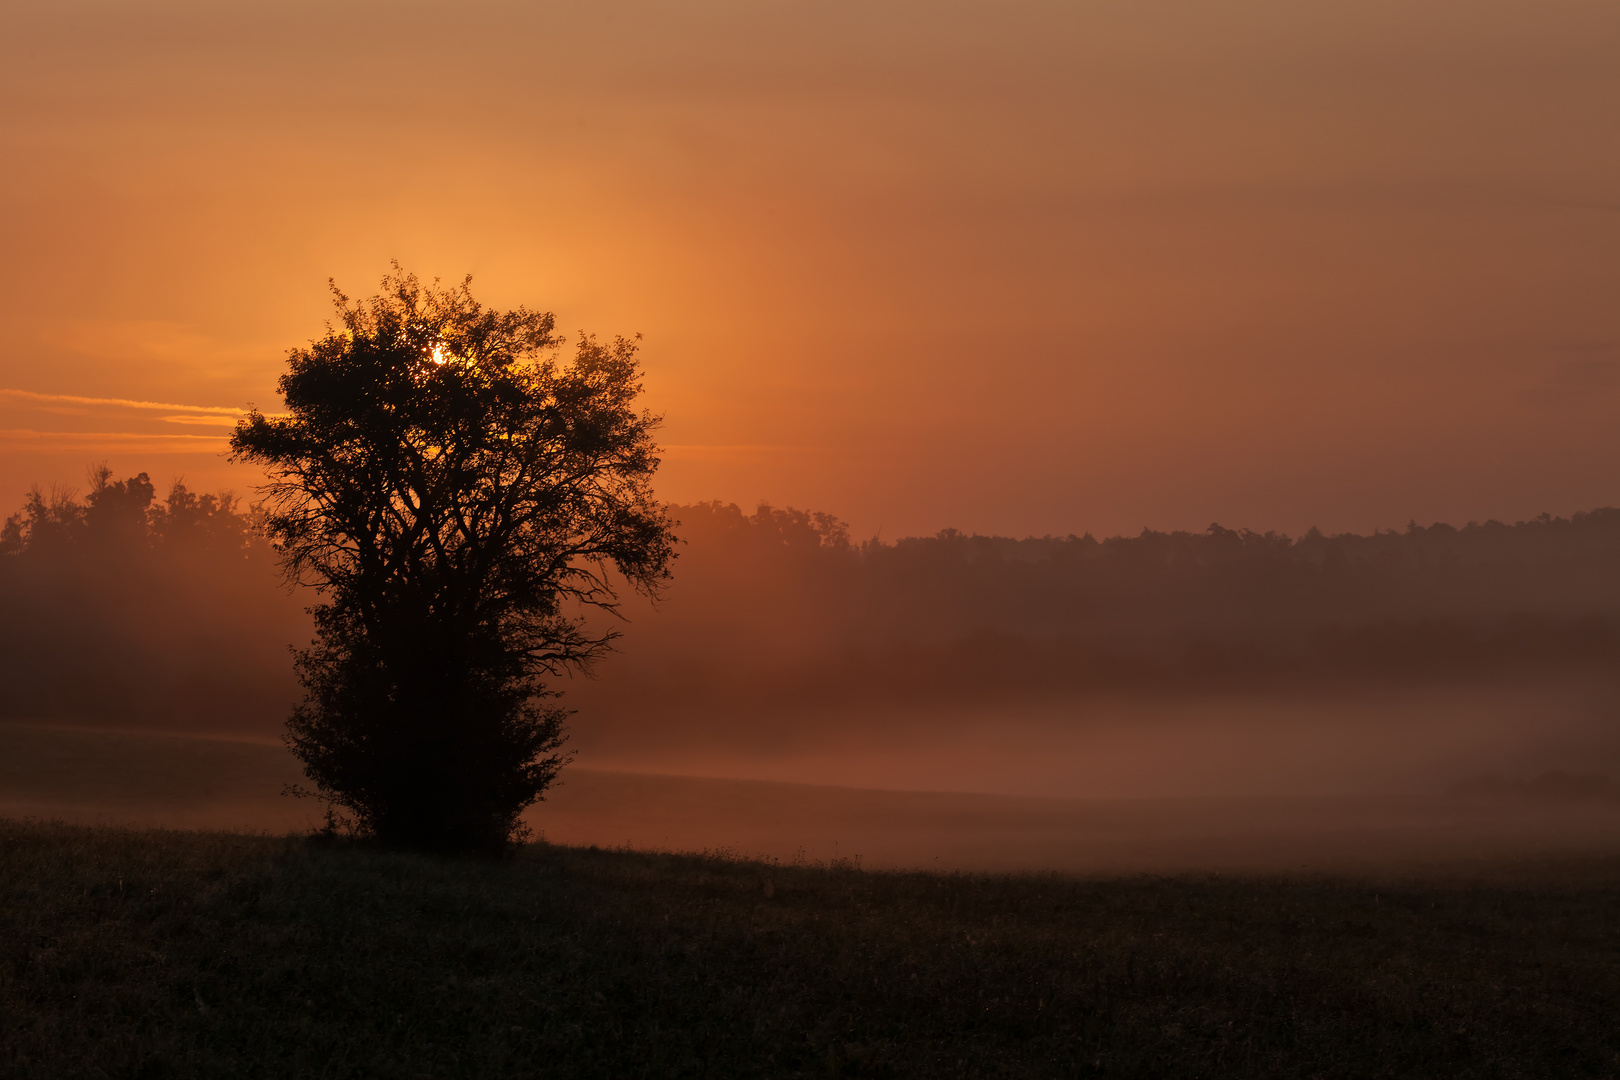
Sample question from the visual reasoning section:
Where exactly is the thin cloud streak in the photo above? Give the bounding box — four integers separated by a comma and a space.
660, 444, 830, 463
0, 388, 248, 417
0, 429, 232, 454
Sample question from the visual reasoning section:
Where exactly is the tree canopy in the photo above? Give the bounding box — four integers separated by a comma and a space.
230, 268, 676, 851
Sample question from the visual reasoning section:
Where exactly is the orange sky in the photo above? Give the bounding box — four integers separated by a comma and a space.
3, 0, 1618, 539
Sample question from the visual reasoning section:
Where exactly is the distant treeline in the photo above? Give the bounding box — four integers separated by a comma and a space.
0, 468, 302, 729
666, 501, 1620, 637
6, 475, 1620, 732
577, 502, 1620, 720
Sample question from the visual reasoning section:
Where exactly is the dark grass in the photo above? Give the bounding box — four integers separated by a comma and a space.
3, 820, 1619, 1078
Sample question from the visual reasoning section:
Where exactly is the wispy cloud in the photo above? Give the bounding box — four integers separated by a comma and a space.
0, 388, 249, 416
0, 429, 232, 454
661, 444, 825, 463
159, 415, 243, 427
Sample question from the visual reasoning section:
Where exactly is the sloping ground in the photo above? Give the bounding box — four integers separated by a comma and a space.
4, 722, 1620, 874
0, 723, 314, 834
537, 770, 1620, 875
5, 820, 1620, 1079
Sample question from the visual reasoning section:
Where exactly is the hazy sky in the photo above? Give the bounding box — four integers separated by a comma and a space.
3, 0, 1618, 539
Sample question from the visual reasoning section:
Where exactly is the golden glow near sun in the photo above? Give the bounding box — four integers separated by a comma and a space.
2, 1, 1618, 539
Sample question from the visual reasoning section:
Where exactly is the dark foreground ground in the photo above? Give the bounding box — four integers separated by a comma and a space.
3, 820, 1619, 1078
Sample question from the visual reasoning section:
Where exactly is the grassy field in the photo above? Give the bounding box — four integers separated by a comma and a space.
3, 819, 1620, 1078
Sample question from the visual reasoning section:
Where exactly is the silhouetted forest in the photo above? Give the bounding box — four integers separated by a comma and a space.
6, 473, 1620, 734
0, 468, 302, 729
586, 502, 1620, 718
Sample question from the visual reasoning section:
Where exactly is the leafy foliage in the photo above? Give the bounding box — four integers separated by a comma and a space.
0, 466, 251, 560
230, 268, 675, 851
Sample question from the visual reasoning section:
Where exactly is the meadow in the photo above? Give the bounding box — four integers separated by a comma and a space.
4, 818, 1619, 1079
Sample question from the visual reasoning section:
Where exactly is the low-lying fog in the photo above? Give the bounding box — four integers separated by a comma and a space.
5, 679, 1618, 875
4, 483, 1620, 872
574, 680, 1620, 802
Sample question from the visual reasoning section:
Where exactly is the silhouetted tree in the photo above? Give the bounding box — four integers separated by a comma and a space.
230, 268, 676, 852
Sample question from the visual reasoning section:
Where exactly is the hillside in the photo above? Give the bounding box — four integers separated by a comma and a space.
4, 819, 1620, 1078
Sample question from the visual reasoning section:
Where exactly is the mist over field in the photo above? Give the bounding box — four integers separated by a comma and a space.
568, 502, 1620, 799
5, 474, 1619, 870
8, 4, 1620, 1073
4, 0, 1619, 869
